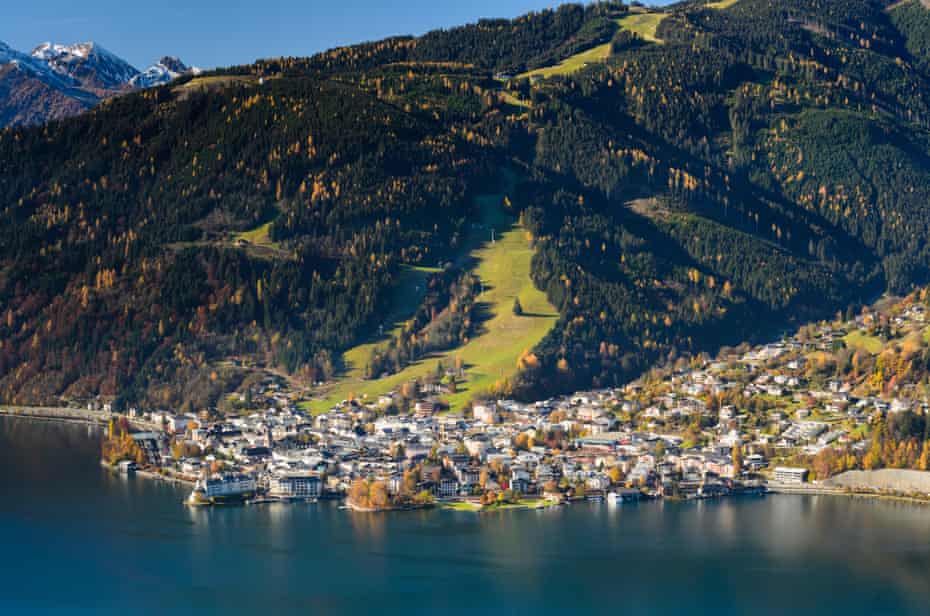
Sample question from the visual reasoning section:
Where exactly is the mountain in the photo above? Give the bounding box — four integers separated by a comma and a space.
0, 41, 77, 88
31, 42, 140, 90
0, 40, 98, 126
2, 0, 930, 411
130, 56, 199, 89
0, 41, 194, 127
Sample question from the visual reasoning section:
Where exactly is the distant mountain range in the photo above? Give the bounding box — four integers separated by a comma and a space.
0, 40, 198, 127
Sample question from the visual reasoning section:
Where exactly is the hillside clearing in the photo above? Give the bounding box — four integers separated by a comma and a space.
304, 181, 558, 414
233, 221, 275, 246
616, 13, 667, 44
843, 330, 884, 354
515, 12, 668, 81
706, 0, 741, 9
517, 43, 613, 80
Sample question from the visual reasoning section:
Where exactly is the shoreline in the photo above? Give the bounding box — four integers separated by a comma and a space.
99, 459, 196, 486
11, 414, 930, 509
768, 476, 930, 506
343, 501, 434, 513
767, 484, 930, 506
0, 406, 111, 427
0, 407, 163, 432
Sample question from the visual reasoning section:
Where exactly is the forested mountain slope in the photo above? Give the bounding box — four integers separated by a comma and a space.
2, 0, 930, 409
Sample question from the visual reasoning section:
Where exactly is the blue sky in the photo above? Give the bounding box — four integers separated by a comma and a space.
4, 1, 669, 70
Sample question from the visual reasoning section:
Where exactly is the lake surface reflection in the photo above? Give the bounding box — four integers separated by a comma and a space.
2, 417, 929, 615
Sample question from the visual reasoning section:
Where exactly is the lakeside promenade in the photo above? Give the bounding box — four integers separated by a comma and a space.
0, 405, 112, 426
0, 406, 162, 432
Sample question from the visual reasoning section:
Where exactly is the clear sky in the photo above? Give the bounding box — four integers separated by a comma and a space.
2, 0, 667, 71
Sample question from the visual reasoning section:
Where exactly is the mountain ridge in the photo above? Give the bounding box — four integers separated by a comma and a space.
0, 40, 196, 127
2, 0, 930, 411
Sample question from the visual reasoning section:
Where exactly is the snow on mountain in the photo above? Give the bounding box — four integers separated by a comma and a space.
0, 40, 79, 89
130, 56, 199, 89
31, 41, 139, 89
1, 40, 200, 127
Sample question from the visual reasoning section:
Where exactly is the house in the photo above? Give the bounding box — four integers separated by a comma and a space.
744, 454, 768, 471
238, 446, 272, 464
704, 455, 735, 479
473, 403, 500, 425
535, 463, 559, 483
511, 476, 531, 494
586, 474, 611, 491
456, 466, 481, 489
378, 394, 396, 407
180, 459, 203, 474
464, 434, 491, 458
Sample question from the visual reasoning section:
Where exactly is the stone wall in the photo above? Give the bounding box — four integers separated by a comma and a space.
824, 469, 930, 493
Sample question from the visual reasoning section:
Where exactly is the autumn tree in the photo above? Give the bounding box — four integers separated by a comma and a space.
348, 479, 371, 508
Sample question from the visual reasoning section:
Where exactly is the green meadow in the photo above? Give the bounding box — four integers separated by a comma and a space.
304, 179, 558, 414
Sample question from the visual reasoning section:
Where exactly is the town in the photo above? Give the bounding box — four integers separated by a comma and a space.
98, 290, 930, 510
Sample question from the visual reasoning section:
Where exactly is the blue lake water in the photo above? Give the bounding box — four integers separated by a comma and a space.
2, 416, 930, 615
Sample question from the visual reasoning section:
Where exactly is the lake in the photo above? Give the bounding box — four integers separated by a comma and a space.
2, 416, 930, 615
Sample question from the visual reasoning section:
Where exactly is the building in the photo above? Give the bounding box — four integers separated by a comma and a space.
437, 477, 459, 499
456, 466, 481, 488
414, 401, 436, 417
473, 403, 500, 425
131, 432, 166, 465
575, 432, 625, 451
188, 473, 257, 505
773, 467, 809, 484
269, 472, 322, 499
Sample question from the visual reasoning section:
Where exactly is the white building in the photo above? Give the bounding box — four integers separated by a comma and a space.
473, 403, 500, 425
269, 472, 322, 499
773, 467, 809, 484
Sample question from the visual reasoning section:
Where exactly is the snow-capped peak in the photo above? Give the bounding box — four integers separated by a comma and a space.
30, 41, 139, 89
33, 41, 114, 62
130, 56, 199, 89
0, 40, 79, 89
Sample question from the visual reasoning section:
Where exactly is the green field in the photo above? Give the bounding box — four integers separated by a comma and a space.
616, 13, 667, 44
233, 221, 275, 246
706, 0, 741, 9
843, 330, 884, 354
515, 12, 670, 82
177, 75, 259, 90
304, 180, 558, 414
517, 42, 613, 80
172, 75, 262, 101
